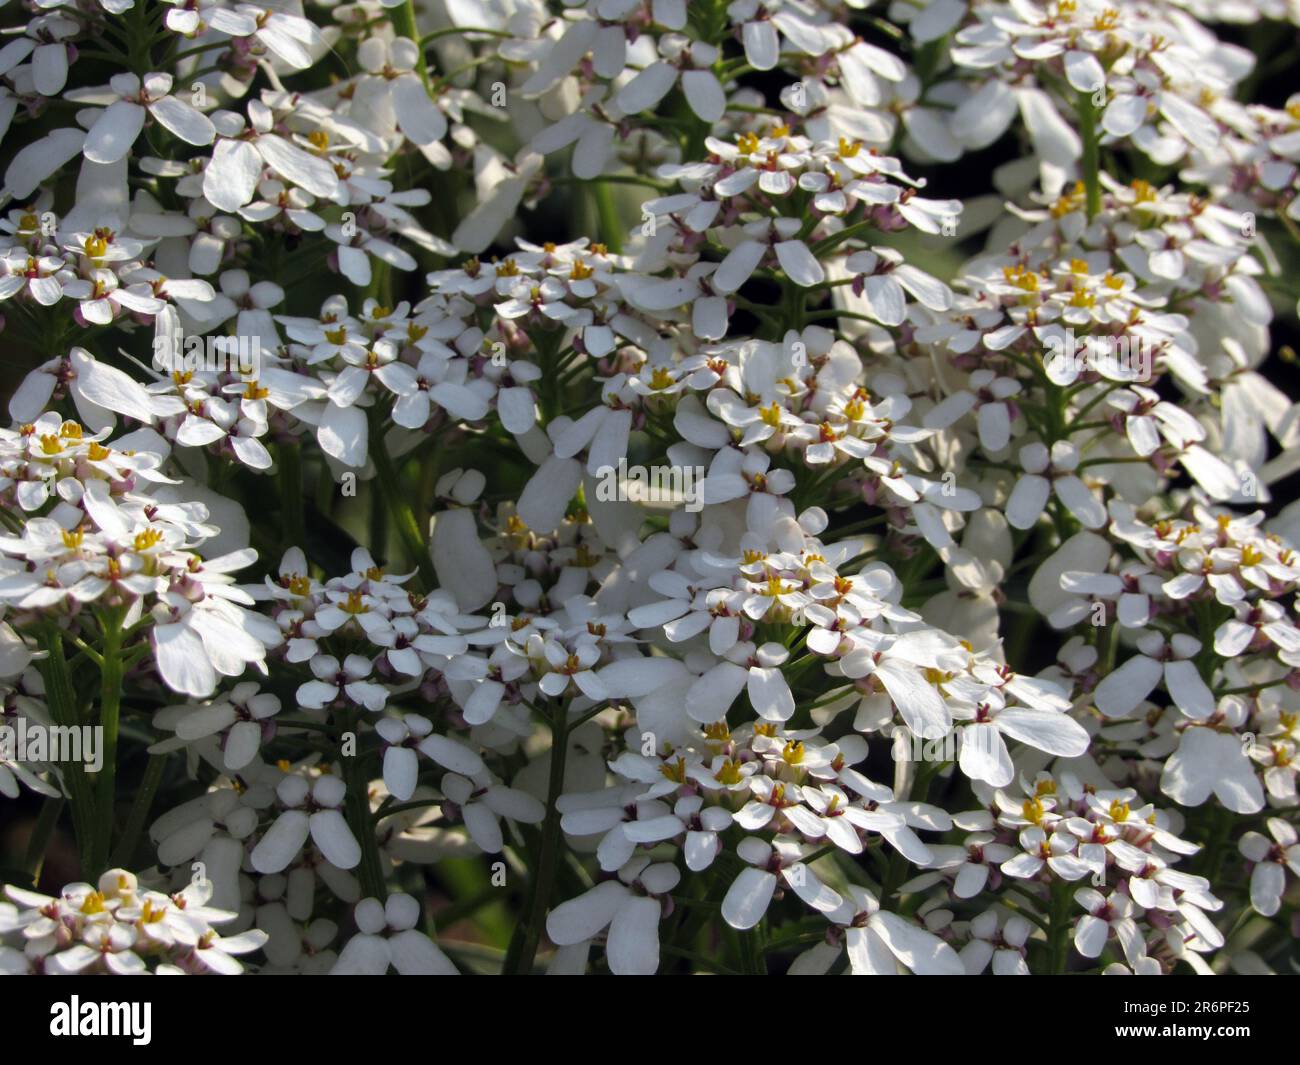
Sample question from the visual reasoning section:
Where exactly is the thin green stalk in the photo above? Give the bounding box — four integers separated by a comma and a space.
94, 615, 125, 876
36, 627, 96, 876
279, 441, 306, 549
368, 409, 437, 589
420, 25, 510, 45
391, 0, 431, 85
344, 741, 387, 900
1047, 879, 1073, 973
504, 706, 569, 973
1077, 91, 1102, 221
110, 753, 167, 869
592, 182, 625, 253
24, 797, 65, 882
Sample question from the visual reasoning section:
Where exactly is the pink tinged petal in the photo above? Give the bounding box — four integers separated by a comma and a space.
743, 20, 780, 70
624, 815, 683, 844
1250, 863, 1284, 917
774, 240, 825, 286
748, 666, 794, 721
995, 707, 1089, 757
681, 70, 725, 122
71, 348, 156, 422
617, 61, 677, 115
685, 661, 749, 723
607, 896, 662, 974
781, 864, 843, 913
153, 623, 216, 697
392, 73, 448, 146
84, 100, 146, 164
864, 275, 905, 326
846, 927, 896, 974
546, 880, 626, 945
223, 720, 262, 771
978, 402, 1011, 452
1074, 914, 1109, 958
464, 802, 503, 853
203, 140, 263, 212
1054, 475, 1106, 528
1103, 94, 1146, 138
310, 808, 361, 869
1163, 659, 1215, 720
431, 508, 495, 612
462, 680, 505, 726
721, 866, 776, 929
869, 910, 965, 975
958, 723, 1013, 787
1006, 473, 1051, 530
251, 809, 311, 874
331, 934, 392, 974
256, 133, 338, 197
875, 658, 950, 738
1093, 654, 1161, 718
383, 746, 419, 801
318, 403, 367, 467
685, 830, 718, 871
1161, 728, 1264, 813
149, 95, 215, 146
517, 455, 582, 533
417, 734, 485, 776
954, 862, 990, 899
4, 128, 86, 200
389, 929, 459, 974
712, 240, 766, 294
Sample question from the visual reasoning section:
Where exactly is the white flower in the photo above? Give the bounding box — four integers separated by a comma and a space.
721, 836, 843, 929
331, 894, 458, 975
1161, 725, 1265, 814
820, 885, 965, 975
73, 72, 215, 165
1006, 440, 1106, 531
250, 773, 362, 874
546, 857, 679, 975
1238, 819, 1300, 917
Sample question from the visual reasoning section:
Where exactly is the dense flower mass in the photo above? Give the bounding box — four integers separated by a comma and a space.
0, 0, 1297, 978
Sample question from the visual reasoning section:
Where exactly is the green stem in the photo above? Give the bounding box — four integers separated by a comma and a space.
24, 797, 65, 882
1077, 91, 1102, 222
368, 410, 437, 590
36, 627, 97, 877
420, 25, 510, 45
592, 182, 625, 253
1047, 879, 1073, 974
504, 705, 569, 974
391, 0, 432, 86
109, 753, 167, 870
344, 739, 387, 900
95, 615, 124, 875
279, 441, 306, 550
